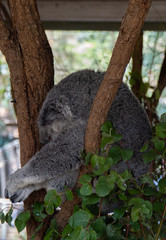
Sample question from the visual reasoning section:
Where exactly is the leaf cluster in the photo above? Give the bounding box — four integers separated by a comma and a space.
0, 115, 166, 239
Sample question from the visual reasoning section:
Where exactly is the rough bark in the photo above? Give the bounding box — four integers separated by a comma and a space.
131, 30, 143, 101
85, 0, 152, 153
55, 0, 152, 231
0, 0, 54, 239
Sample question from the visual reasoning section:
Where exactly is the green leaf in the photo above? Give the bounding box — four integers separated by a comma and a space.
0, 211, 5, 224
101, 121, 113, 133
80, 183, 92, 196
82, 194, 100, 206
44, 229, 53, 240
140, 142, 149, 152
69, 209, 91, 228
78, 174, 92, 184
90, 154, 113, 175
121, 149, 133, 161
142, 149, 158, 163
111, 133, 122, 143
96, 176, 114, 197
91, 218, 106, 238
87, 228, 97, 240
120, 169, 132, 181
44, 189, 61, 215
155, 122, 166, 138
113, 208, 126, 220
118, 192, 127, 201
33, 202, 44, 213
62, 224, 73, 238
130, 221, 140, 231
129, 198, 144, 206
108, 146, 122, 164
5, 208, 13, 226
15, 211, 31, 233
129, 198, 152, 219
109, 170, 119, 182
142, 201, 153, 219
117, 178, 127, 191
100, 136, 113, 149
128, 188, 141, 195
141, 174, 154, 187
154, 139, 165, 152
141, 204, 150, 215
67, 226, 86, 240
131, 206, 139, 222
143, 185, 157, 196
32, 202, 46, 222
159, 177, 166, 193
65, 189, 73, 201
106, 224, 116, 238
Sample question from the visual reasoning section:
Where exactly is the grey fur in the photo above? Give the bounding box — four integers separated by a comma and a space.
5, 70, 151, 204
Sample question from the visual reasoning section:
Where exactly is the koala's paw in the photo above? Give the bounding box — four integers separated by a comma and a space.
5, 171, 35, 203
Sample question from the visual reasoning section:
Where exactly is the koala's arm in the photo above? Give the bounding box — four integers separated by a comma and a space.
5, 120, 85, 203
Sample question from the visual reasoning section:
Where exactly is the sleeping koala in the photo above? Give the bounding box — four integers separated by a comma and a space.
5, 70, 152, 203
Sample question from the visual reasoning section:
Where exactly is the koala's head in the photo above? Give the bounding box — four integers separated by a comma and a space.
37, 92, 73, 144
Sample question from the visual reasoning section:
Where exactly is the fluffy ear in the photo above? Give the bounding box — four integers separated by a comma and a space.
37, 93, 73, 144
38, 93, 73, 126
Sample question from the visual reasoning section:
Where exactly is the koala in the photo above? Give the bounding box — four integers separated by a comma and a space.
5, 70, 152, 204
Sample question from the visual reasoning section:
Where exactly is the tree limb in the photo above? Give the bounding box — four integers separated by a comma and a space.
85, 0, 152, 153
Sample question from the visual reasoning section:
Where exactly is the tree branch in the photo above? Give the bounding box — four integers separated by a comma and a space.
85, 0, 152, 153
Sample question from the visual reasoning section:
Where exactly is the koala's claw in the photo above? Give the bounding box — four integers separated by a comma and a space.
10, 193, 18, 203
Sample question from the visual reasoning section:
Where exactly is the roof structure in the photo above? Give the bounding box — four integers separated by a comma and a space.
2, 0, 166, 30
37, 0, 166, 30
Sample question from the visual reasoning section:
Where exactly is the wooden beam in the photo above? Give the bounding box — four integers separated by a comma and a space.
38, 1, 166, 22
2, 0, 166, 30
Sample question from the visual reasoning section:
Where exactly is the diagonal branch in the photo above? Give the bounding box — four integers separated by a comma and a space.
85, 0, 152, 153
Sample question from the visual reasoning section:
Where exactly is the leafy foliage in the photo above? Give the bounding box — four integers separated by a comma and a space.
0, 116, 166, 239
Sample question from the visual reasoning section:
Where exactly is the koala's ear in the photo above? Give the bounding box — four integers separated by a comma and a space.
37, 90, 73, 126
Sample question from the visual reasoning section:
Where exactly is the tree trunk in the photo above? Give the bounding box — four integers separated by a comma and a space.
131, 30, 143, 101
55, 0, 152, 231
0, 0, 54, 239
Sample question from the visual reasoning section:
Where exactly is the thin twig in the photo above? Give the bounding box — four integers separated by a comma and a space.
140, 218, 148, 240
155, 203, 166, 240
98, 198, 103, 218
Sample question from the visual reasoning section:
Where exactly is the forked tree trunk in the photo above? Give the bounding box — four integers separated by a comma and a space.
55, 0, 152, 231
0, 0, 54, 239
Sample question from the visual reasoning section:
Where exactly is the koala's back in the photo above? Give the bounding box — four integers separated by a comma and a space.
38, 70, 152, 177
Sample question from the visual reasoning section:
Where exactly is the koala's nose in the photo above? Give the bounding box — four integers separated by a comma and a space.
4, 189, 9, 198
